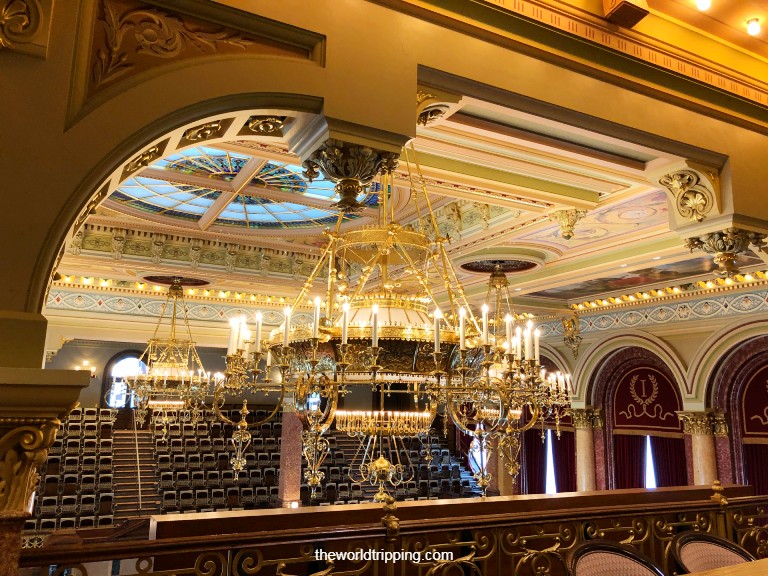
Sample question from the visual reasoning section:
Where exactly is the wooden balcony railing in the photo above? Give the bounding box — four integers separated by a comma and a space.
19, 485, 768, 576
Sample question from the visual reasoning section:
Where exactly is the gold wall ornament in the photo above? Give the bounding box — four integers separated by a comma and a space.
180, 118, 234, 146
659, 169, 716, 223
302, 139, 399, 213
121, 140, 169, 180
547, 209, 587, 240
0, 419, 58, 513
562, 313, 582, 358
111, 228, 127, 260
569, 409, 592, 429
685, 228, 767, 277
0, 0, 42, 51
677, 411, 713, 435
712, 412, 729, 436
241, 115, 285, 136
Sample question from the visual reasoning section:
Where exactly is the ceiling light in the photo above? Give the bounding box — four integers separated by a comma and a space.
747, 18, 761, 36
695, 0, 711, 10
652, 256, 661, 260
620, 264, 627, 268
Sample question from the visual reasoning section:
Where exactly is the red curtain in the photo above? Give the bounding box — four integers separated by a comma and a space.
523, 427, 547, 494
552, 430, 576, 492
649, 435, 687, 487
613, 434, 645, 489
744, 444, 768, 495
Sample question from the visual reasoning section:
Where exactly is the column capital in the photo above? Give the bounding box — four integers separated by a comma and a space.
677, 411, 714, 435
711, 412, 729, 437
569, 408, 603, 429
0, 368, 88, 515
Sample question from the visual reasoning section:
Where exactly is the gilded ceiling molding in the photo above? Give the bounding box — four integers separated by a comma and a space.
179, 117, 235, 147
685, 228, 766, 277
548, 209, 587, 240
658, 169, 717, 224
303, 139, 399, 213
120, 139, 169, 180
430, 0, 768, 107
239, 115, 285, 137
562, 313, 582, 358
416, 89, 460, 127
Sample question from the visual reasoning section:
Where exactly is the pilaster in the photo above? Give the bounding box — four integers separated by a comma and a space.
277, 407, 303, 507
571, 409, 601, 492
0, 367, 88, 573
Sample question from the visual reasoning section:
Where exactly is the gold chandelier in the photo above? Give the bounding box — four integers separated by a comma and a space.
216, 144, 572, 499
123, 279, 212, 434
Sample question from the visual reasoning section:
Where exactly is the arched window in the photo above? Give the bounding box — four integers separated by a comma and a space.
102, 352, 146, 408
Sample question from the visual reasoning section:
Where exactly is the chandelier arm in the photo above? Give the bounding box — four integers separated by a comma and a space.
285, 225, 340, 319
250, 387, 284, 428
510, 403, 542, 434
403, 146, 426, 236
408, 142, 442, 237
212, 386, 236, 426
440, 240, 482, 333
315, 378, 338, 435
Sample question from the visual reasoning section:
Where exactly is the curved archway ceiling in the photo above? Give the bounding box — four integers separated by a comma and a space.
106, 146, 378, 230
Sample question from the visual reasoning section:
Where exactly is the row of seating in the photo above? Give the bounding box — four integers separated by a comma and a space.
160, 486, 280, 512
158, 468, 278, 489
157, 437, 280, 455
49, 438, 113, 456
25, 514, 114, 532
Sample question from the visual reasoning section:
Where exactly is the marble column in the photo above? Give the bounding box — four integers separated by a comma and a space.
572, 409, 599, 492
277, 406, 304, 507
678, 412, 718, 486
0, 367, 88, 574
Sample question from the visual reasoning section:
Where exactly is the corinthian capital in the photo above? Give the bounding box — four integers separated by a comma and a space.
677, 411, 712, 435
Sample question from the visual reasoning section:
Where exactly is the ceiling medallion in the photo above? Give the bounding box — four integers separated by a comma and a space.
142, 275, 210, 287
461, 259, 537, 273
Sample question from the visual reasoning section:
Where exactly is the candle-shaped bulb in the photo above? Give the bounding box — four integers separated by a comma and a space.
254, 311, 263, 353
433, 308, 442, 353
524, 327, 532, 360
313, 296, 321, 339
534, 328, 541, 361
371, 304, 379, 347
341, 302, 350, 345
283, 306, 291, 346
481, 303, 489, 346
228, 316, 241, 355
458, 307, 466, 351
504, 314, 513, 350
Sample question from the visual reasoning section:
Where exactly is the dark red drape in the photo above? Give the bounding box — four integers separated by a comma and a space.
649, 435, 687, 487
552, 430, 576, 492
523, 427, 547, 494
613, 434, 645, 489
744, 443, 768, 495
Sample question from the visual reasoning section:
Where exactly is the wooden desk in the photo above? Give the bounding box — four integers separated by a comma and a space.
686, 557, 768, 576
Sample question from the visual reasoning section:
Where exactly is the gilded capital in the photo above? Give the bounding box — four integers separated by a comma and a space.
569, 408, 602, 429
711, 412, 729, 437
0, 419, 59, 513
677, 411, 712, 435
302, 139, 399, 213
548, 209, 587, 240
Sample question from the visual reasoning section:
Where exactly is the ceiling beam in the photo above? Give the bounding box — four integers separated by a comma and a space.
198, 158, 268, 231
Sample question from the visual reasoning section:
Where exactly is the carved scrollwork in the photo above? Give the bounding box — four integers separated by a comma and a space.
122, 140, 168, 179
0, 420, 58, 513
92, 0, 253, 89
242, 116, 285, 136
0, 0, 40, 49
180, 118, 234, 147
659, 170, 714, 223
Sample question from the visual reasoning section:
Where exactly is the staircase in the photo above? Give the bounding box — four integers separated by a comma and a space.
112, 429, 161, 518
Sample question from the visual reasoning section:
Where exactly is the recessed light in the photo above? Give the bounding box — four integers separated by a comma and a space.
695, 0, 711, 10
620, 264, 628, 268
747, 18, 761, 36
652, 256, 661, 260
515, 288, 522, 291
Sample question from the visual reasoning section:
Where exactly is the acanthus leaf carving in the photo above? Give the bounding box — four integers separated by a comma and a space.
0, 420, 58, 513
659, 169, 715, 223
0, 0, 40, 50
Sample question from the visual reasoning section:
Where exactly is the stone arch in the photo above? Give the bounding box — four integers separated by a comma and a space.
706, 332, 768, 488
688, 313, 768, 409
587, 345, 684, 489
571, 330, 688, 407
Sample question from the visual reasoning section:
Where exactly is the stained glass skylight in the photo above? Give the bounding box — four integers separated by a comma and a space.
107, 146, 378, 229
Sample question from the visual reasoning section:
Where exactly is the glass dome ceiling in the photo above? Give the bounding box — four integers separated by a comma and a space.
107, 145, 378, 229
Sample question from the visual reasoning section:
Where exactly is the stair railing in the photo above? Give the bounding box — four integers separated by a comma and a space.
133, 409, 143, 511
